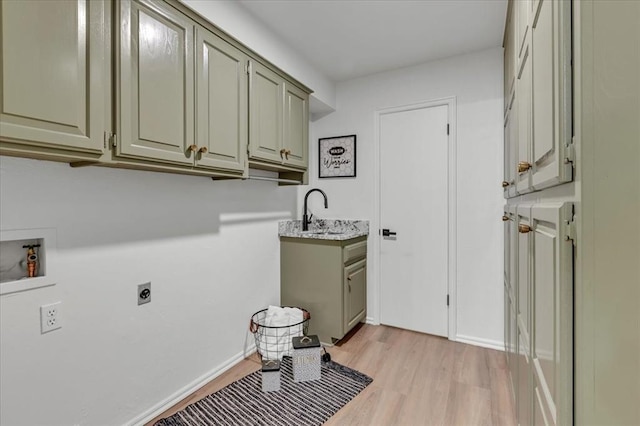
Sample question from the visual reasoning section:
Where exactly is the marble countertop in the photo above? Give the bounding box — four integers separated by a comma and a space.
278, 219, 369, 241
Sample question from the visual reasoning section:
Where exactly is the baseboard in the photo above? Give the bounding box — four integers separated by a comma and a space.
455, 334, 504, 351
365, 316, 378, 325
128, 344, 256, 426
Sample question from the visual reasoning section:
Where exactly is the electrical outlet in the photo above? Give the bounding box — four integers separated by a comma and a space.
138, 282, 151, 305
40, 302, 61, 333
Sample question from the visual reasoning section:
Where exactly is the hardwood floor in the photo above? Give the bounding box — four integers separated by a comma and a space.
148, 324, 516, 425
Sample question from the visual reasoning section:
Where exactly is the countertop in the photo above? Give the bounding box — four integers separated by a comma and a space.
278, 219, 369, 241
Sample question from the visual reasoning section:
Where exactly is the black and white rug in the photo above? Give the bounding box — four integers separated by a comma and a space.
154, 357, 373, 426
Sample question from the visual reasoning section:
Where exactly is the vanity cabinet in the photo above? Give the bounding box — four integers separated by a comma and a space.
249, 61, 309, 173
0, 0, 109, 161
281, 236, 367, 344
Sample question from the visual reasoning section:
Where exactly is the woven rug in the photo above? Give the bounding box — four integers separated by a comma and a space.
154, 357, 372, 426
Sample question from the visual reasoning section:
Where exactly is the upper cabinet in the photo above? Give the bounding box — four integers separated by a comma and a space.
249, 61, 309, 172
0, 0, 109, 160
195, 26, 248, 173
117, 0, 195, 166
530, 0, 573, 190
1, 0, 311, 182
503, 0, 572, 198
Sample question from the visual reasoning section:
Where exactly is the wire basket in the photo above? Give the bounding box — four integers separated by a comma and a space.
249, 307, 310, 360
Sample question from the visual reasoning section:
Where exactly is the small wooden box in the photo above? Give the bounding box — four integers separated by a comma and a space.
292, 335, 321, 382
261, 359, 281, 392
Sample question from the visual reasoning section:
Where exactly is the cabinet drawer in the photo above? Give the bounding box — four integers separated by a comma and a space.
343, 240, 367, 264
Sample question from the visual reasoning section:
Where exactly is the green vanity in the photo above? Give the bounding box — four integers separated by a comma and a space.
279, 220, 369, 344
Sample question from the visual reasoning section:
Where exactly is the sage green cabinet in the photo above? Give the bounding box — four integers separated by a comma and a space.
249, 61, 308, 171
117, 0, 248, 175
195, 26, 248, 173
0, 0, 108, 160
281, 236, 367, 344
117, 0, 194, 166
505, 202, 574, 426
504, 0, 572, 198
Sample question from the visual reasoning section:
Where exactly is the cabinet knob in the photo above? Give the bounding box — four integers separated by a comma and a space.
502, 215, 509, 221
502, 181, 510, 188
518, 161, 532, 173
280, 148, 286, 160
188, 144, 198, 153
518, 224, 532, 234
198, 146, 208, 154
285, 149, 291, 160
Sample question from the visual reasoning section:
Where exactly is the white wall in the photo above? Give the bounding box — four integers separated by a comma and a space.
0, 157, 297, 425
181, 0, 336, 114
304, 48, 505, 348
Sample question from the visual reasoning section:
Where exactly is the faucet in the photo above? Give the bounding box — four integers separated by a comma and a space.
303, 188, 328, 231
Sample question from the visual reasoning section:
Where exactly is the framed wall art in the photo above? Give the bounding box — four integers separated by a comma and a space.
318, 134, 356, 178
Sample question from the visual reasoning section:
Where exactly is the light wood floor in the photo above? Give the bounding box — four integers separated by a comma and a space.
148, 324, 516, 425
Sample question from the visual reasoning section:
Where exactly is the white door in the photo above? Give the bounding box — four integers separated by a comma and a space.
379, 103, 449, 337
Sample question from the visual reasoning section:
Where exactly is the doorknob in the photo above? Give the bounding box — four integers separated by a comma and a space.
382, 229, 397, 237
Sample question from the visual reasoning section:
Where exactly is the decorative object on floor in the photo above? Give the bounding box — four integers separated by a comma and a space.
250, 306, 310, 360
292, 335, 321, 382
319, 134, 356, 178
154, 357, 372, 426
261, 359, 281, 392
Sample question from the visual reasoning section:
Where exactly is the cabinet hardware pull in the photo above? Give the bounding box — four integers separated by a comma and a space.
198, 146, 208, 154
502, 181, 510, 188
518, 161, 532, 173
518, 224, 532, 233
502, 215, 509, 221
279, 148, 286, 160
188, 144, 198, 153
347, 275, 353, 281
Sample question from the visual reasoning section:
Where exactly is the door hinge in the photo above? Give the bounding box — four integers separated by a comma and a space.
564, 203, 576, 244
447, 124, 450, 135
104, 132, 116, 149
447, 294, 450, 306
564, 137, 575, 166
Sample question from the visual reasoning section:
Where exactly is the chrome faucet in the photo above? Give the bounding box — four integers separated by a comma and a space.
303, 188, 328, 231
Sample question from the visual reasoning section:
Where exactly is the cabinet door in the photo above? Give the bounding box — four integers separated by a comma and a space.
516, 0, 531, 61
249, 60, 284, 164
516, 38, 533, 194
195, 27, 247, 173
530, 203, 574, 426
517, 325, 533, 426
517, 205, 532, 343
531, 0, 573, 190
118, 0, 194, 165
282, 83, 308, 170
0, 0, 106, 154
344, 258, 366, 333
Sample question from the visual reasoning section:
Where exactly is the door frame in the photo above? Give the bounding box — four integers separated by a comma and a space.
373, 97, 457, 340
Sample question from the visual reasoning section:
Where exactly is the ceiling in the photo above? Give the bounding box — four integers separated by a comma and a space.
237, 0, 508, 82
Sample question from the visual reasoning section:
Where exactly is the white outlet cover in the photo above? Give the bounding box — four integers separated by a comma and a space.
40, 302, 61, 333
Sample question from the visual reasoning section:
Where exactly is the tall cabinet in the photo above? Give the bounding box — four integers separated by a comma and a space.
503, 1, 640, 425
